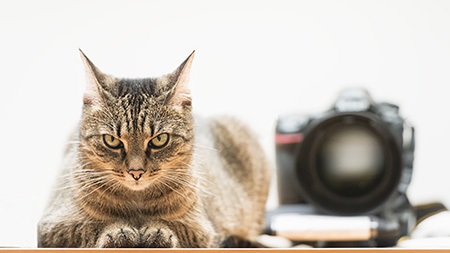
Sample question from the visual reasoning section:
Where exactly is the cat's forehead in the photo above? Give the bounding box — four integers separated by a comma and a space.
102, 91, 181, 137
115, 77, 161, 98
101, 77, 169, 111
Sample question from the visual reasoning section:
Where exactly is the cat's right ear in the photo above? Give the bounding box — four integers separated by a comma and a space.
79, 49, 104, 106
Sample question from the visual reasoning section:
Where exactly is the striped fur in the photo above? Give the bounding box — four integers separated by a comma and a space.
38, 51, 271, 248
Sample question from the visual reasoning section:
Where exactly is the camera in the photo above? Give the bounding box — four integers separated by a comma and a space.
269, 88, 415, 247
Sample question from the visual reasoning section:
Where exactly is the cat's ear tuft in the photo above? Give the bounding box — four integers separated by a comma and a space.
169, 51, 195, 108
79, 49, 104, 106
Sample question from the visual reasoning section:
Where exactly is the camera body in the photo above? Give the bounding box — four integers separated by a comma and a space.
274, 88, 415, 246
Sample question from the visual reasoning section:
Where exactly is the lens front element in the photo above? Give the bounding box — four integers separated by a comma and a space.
317, 125, 385, 198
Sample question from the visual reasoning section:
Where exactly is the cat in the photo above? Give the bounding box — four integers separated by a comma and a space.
38, 50, 272, 248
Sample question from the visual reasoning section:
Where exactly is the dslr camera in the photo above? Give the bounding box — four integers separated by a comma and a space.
269, 88, 415, 247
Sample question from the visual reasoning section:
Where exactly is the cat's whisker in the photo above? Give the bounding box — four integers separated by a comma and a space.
61, 169, 111, 180
57, 170, 108, 181
165, 169, 213, 186
71, 176, 112, 193
159, 168, 216, 198
160, 173, 197, 188
95, 178, 122, 200
161, 173, 215, 198
173, 163, 215, 186
70, 171, 111, 185
155, 176, 195, 204
76, 176, 118, 201
56, 161, 118, 191
193, 144, 218, 152
68, 175, 110, 186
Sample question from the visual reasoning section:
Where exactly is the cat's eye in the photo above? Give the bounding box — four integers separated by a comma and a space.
149, 133, 170, 149
103, 134, 123, 149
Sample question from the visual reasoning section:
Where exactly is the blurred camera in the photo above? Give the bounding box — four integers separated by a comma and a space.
269, 88, 416, 247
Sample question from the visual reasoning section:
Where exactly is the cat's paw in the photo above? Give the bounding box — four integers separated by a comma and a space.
97, 225, 140, 248
140, 227, 178, 248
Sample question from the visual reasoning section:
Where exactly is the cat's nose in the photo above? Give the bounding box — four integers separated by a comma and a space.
128, 168, 145, 181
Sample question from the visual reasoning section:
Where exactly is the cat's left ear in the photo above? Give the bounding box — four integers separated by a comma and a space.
168, 51, 195, 108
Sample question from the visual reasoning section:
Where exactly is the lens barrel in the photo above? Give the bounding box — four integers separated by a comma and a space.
295, 113, 402, 215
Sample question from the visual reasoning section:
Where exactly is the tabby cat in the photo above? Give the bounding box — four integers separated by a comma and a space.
38, 50, 271, 248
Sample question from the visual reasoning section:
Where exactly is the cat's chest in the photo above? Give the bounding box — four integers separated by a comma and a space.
79, 186, 196, 221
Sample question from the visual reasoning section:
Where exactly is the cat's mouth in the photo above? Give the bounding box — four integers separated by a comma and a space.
122, 179, 150, 191
120, 172, 159, 191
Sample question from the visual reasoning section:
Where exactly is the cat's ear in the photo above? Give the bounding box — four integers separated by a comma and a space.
168, 51, 195, 108
79, 49, 105, 106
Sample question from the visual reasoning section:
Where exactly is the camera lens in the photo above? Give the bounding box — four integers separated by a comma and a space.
296, 113, 402, 215
316, 125, 385, 198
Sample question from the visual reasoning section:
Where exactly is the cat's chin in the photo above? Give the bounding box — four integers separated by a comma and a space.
122, 179, 152, 191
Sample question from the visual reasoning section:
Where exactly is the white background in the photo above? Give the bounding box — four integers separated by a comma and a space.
1, 0, 450, 247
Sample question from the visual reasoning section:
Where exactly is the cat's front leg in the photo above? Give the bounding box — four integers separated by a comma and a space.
38, 220, 104, 248
167, 218, 215, 248
96, 223, 141, 248
97, 222, 178, 248
138, 219, 213, 248
139, 226, 178, 248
